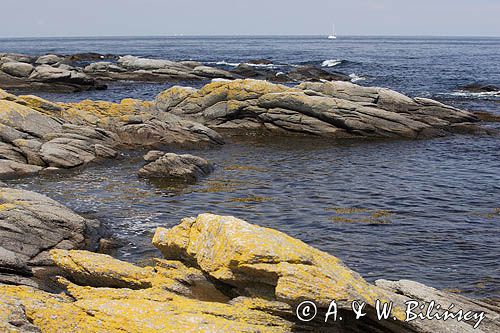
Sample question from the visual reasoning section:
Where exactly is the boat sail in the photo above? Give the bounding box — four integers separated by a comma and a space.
328, 24, 337, 39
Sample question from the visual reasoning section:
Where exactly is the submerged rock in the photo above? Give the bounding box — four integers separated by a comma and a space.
460, 83, 499, 93
139, 152, 214, 182
156, 79, 478, 139
230, 63, 351, 83
287, 65, 350, 82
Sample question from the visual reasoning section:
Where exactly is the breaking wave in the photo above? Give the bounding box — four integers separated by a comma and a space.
349, 73, 365, 83
208, 60, 281, 69
448, 91, 500, 98
321, 59, 343, 67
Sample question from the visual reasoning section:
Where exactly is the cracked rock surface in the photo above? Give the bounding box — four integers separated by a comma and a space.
157, 79, 479, 139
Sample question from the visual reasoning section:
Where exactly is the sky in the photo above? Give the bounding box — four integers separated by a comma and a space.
1, 0, 499, 37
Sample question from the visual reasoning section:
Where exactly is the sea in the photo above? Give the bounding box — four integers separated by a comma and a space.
2, 36, 499, 299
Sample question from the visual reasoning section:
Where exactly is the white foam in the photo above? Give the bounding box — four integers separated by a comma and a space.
205, 60, 241, 67
349, 73, 365, 83
243, 63, 280, 69
209, 60, 282, 69
211, 78, 232, 83
322, 59, 342, 67
449, 90, 500, 98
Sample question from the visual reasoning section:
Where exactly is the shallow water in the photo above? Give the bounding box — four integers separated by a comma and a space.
2, 36, 500, 298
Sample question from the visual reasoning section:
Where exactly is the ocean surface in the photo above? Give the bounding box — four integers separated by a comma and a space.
2, 36, 499, 298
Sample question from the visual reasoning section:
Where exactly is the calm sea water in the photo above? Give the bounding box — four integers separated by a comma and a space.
3, 36, 499, 298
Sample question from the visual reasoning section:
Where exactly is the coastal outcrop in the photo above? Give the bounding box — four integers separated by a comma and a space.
0, 89, 223, 179
1, 52, 355, 92
0, 187, 101, 288
230, 63, 351, 83
139, 151, 214, 182
152, 214, 500, 333
0, 53, 106, 92
0, 96, 119, 177
1, 213, 498, 332
155, 79, 479, 139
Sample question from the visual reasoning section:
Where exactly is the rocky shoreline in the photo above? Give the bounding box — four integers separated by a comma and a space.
1, 52, 351, 93
1, 202, 499, 332
1, 74, 499, 331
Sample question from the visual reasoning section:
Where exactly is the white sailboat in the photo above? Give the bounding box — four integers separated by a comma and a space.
328, 24, 337, 39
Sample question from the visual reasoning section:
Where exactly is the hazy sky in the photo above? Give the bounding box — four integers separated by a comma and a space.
1, 0, 499, 37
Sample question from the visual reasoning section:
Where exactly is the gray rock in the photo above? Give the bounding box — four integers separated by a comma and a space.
0, 53, 35, 63
35, 54, 63, 65
178, 60, 203, 69
1, 62, 34, 78
0, 300, 41, 332
155, 86, 197, 112
376, 279, 500, 333
0, 100, 63, 138
164, 79, 478, 139
193, 65, 236, 79
138, 152, 214, 182
29, 65, 72, 82
0, 160, 42, 179
117, 55, 180, 71
288, 65, 350, 82
460, 83, 499, 93
143, 150, 165, 162
0, 246, 31, 276
84, 62, 126, 73
0, 187, 101, 286
0, 99, 121, 176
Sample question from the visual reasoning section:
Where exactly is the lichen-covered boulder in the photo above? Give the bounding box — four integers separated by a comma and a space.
0, 249, 293, 333
153, 213, 391, 309
153, 214, 500, 333
138, 152, 214, 182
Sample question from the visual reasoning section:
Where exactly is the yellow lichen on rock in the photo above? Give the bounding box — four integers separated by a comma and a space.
155, 86, 197, 111
51, 249, 154, 289
60, 98, 153, 120
0, 88, 18, 101
195, 79, 292, 101
0, 249, 294, 333
153, 213, 405, 320
16, 95, 64, 116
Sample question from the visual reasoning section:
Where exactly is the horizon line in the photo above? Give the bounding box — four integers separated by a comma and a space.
1, 33, 499, 39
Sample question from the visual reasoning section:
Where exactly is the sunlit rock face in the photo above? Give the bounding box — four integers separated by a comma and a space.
0, 213, 498, 332
156, 79, 478, 138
